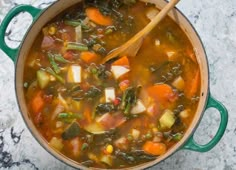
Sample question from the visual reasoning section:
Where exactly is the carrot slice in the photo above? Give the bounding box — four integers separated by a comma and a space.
147, 84, 177, 105
80, 51, 100, 63
31, 91, 45, 114
112, 56, 130, 67
185, 68, 200, 98
86, 7, 113, 26
84, 107, 92, 123
142, 141, 167, 155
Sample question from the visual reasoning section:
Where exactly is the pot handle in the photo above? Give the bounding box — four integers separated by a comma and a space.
183, 93, 228, 152
0, 5, 41, 63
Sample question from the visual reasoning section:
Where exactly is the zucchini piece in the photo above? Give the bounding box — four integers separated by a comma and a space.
37, 69, 50, 89
62, 121, 81, 140
100, 155, 113, 166
159, 110, 175, 129
84, 122, 106, 134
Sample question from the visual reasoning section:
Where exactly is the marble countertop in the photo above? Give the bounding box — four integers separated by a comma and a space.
0, 0, 235, 169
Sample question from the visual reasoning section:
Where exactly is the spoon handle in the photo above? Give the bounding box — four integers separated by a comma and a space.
102, 0, 180, 63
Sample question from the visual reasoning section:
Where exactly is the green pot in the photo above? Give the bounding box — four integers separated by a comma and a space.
0, 0, 228, 169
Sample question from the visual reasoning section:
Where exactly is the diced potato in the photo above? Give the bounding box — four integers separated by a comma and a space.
131, 129, 140, 140
49, 137, 64, 151
105, 87, 116, 103
67, 65, 82, 83
166, 51, 176, 61
114, 137, 128, 150
155, 39, 160, 46
111, 66, 130, 79
37, 70, 50, 89
172, 76, 185, 91
159, 110, 175, 129
179, 109, 191, 119
131, 100, 146, 114
56, 121, 64, 128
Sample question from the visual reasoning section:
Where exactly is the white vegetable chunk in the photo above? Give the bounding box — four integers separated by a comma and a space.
167, 51, 176, 61
111, 66, 130, 79
131, 100, 146, 114
172, 76, 185, 91
131, 129, 140, 140
67, 65, 82, 83
105, 87, 116, 103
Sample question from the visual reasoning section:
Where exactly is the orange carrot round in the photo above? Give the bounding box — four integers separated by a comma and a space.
142, 141, 167, 155
147, 84, 177, 105
112, 56, 130, 67
31, 91, 44, 114
80, 51, 100, 63
86, 7, 113, 26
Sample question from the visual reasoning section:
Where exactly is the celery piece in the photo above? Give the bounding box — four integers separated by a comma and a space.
37, 69, 50, 89
159, 110, 175, 129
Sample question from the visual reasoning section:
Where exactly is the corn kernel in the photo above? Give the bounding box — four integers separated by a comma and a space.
152, 128, 158, 133
106, 145, 113, 154
48, 26, 56, 35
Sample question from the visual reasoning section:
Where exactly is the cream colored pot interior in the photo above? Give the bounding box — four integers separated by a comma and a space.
15, 0, 209, 169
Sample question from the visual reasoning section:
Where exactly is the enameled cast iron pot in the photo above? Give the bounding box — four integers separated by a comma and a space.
0, 0, 228, 169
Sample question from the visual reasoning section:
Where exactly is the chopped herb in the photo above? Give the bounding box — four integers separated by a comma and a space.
172, 133, 183, 141
81, 143, 89, 151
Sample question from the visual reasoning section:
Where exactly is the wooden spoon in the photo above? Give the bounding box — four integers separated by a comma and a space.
102, 0, 180, 63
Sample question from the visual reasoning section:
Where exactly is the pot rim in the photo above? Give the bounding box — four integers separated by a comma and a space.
14, 0, 209, 169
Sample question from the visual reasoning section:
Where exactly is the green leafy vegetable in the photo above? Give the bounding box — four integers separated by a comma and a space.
96, 103, 115, 114
121, 86, 141, 114
84, 86, 102, 99
81, 143, 89, 151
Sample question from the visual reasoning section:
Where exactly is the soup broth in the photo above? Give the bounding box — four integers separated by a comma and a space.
23, 0, 200, 168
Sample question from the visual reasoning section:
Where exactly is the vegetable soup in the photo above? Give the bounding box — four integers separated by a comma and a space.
23, 0, 200, 168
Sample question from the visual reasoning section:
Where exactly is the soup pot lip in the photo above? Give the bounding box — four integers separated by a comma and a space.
14, 0, 209, 170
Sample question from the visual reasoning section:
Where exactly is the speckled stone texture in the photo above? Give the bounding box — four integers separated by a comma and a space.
0, 0, 235, 169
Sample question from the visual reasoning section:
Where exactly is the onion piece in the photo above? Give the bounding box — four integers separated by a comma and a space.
75, 25, 82, 43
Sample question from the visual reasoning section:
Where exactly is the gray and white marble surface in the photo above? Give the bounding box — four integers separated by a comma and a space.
0, 0, 235, 169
